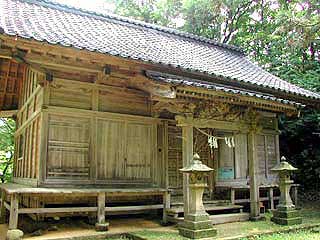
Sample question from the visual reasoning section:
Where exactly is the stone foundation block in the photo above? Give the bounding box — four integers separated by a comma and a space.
6, 229, 24, 240
272, 209, 300, 219
179, 227, 217, 239
180, 219, 213, 230
95, 222, 109, 231
271, 216, 302, 225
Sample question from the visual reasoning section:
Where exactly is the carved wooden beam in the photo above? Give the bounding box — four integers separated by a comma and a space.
0, 110, 18, 118
130, 76, 176, 99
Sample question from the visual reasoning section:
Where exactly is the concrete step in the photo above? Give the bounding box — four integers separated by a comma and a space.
171, 199, 231, 207
167, 212, 250, 225
210, 213, 250, 225
167, 204, 243, 214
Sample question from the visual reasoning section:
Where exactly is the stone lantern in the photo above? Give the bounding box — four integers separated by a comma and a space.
270, 156, 302, 225
178, 153, 217, 239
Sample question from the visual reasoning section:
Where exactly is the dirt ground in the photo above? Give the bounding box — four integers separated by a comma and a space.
0, 216, 176, 240
0, 203, 319, 240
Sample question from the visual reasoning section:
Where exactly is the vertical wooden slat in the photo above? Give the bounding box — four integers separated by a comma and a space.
163, 121, 169, 189
2, 60, 11, 108
39, 112, 49, 182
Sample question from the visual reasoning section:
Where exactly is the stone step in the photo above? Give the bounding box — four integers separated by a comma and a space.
167, 213, 250, 225
167, 204, 243, 214
210, 213, 250, 225
171, 199, 231, 207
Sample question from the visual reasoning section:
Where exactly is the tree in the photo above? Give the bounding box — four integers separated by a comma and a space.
0, 118, 15, 183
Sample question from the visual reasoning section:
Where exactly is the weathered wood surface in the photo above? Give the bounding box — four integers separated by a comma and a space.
0, 59, 24, 110
0, 183, 167, 195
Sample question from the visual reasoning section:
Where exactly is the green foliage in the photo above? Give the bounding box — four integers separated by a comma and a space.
279, 109, 320, 190
0, 118, 15, 183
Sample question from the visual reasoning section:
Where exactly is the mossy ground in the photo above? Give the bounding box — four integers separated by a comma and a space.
105, 207, 320, 240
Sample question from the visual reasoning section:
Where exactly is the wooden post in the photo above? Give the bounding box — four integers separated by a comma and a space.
162, 191, 170, 224
230, 188, 235, 204
248, 131, 260, 219
97, 193, 105, 224
292, 185, 298, 208
181, 118, 193, 216
0, 190, 6, 224
8, 194, 19, 230
269, 188, 274, 210
95, 193, 108, 231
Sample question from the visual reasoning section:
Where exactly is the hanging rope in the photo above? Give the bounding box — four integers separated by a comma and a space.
195, 127, 236, 149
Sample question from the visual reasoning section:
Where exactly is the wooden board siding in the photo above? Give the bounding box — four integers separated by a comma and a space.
167, 123, 183, 189
167, 123, 213, 190
257, 135, 267, 179
256, 134, 278, 184
97, 119, 126, 180
50, 83, 92, 110
49, 78, 151, 116
0, 59, 24, 110
266, 135, 277, 173
234, 134, 248, 179
99, 87, 151, 116
13, 67, 45, 181
47, 114, 90, 180
96, 119, 155, 181
126, 122, 153, 179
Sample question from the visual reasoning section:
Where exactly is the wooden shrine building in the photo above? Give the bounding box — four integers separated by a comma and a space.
0, 0, 320, 234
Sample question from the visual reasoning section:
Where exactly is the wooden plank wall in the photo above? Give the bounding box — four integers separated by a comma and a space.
14, 67, 45, 181
256, 134, 278, 184
0, 59, 24, 110
41, 77, 164, 186
234, 134, 248, 179
167, 123, 212, 191
96, 119, 156, 182
47, 115, 90, 179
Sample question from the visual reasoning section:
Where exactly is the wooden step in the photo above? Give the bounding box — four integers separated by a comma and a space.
167, 204, 243, 214
210, 213, 250, 225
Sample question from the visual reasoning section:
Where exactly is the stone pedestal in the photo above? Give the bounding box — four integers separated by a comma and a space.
178, 154, 217, 239
179, 214, 217, 239
6, 229, 24, 240
270, 157, 302, 226
271, 206, 302, 225
95, 222, 109, 231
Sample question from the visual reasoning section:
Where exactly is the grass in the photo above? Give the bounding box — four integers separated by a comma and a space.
240, 229, 320, 240
104, 207, 320, 240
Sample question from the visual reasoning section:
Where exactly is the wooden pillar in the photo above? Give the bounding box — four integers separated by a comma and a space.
269, 188, 274, 210
230, 188, 235, 204
181, 118, 193, 216
292, 185, 299, 208
97, 193, 105, 224
248, 131, 260, 219
162, 191, 170, 224
8, 194, 19, 230
95, 193, 108, 231
0, 190, 6, 224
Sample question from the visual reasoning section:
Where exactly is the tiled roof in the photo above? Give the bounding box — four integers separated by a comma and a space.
0, 0, 319, 101
146, 71, 304, 107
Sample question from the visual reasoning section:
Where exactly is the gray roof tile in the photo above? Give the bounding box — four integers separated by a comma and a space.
0, 0, 319, 101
